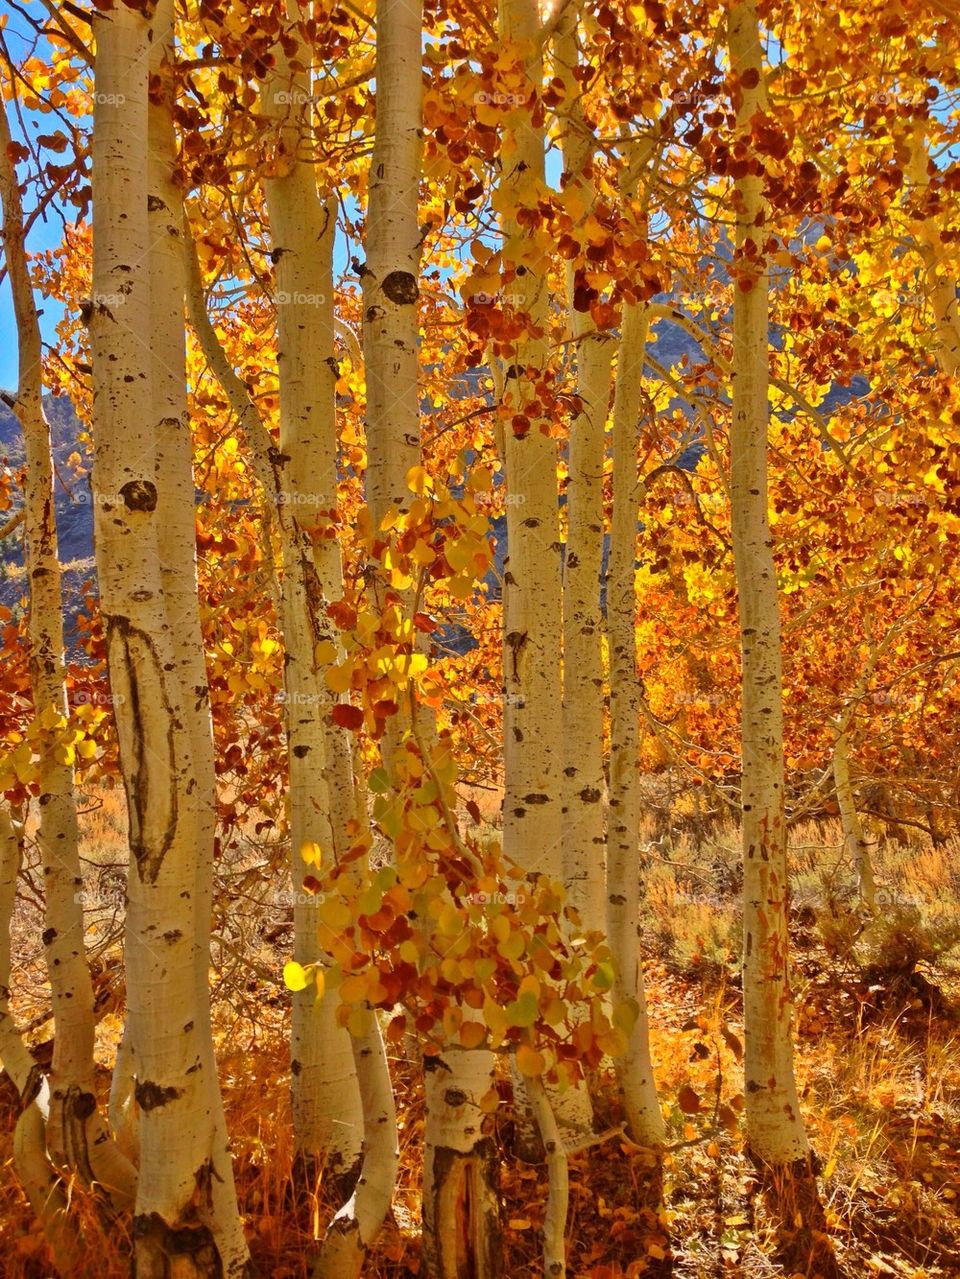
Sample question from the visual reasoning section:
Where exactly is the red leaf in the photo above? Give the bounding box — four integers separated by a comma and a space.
331, 703, 364, 731
678, 1084, 701, 1114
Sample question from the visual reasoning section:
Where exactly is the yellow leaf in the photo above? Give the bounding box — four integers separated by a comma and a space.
300, 841, 322, 867
460, 1020, 487, 1049
515, 1043, 545, 1078
325, 662, 353, 694
283, 961, 311, 992
406, 464, 431, 494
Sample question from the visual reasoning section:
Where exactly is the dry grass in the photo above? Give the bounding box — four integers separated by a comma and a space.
2, 795, 959, 1276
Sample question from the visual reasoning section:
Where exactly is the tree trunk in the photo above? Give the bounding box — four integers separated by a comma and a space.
359, 0, 500, 1264
555, 3, 612, 941
0, 96, 136, 1210
261, 12, 364, 1191
421, 1048, 502, 1279
607, 297, 665, 1146
91, 7, 248, 1272
498, 0, 564, 887
146, 11, 250, 1271
906, 128, 960, 376
497, 0, 564, 1164
313, 1011, 398, 1279
728, 0, 809, 1167
832, 729, 876, 911
0, 811, 82, 1273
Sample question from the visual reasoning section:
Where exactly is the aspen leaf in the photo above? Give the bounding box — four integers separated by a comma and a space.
406, 464, 431, 494
283, 962, 311, 992
505, 990, 538, 1028
515, 1044, 545, 1077
300, 841, 322, 867
460, 1020, 487, 1049
678, 1085, 701, 1114
331, 703, 364, 731
479, 1087, 500, 1113
325, 662, 354, 693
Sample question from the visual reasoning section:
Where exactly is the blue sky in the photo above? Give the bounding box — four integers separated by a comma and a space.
0, 7, 67, 393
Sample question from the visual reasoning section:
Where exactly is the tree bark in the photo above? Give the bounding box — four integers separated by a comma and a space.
906, 128, 960, 377
498, 0, 564, 886
607, 298, 665, 1146
261, 10, 364, 1190
0, 95, 136, 1209
0, 811, 82, 1273
728, 0, 809, 1166
832, 728, 876, 912
555, 3, 611, 941
91, 6, 249, 1272
497, 0, 565, 1165
145, 10, 250, 1270
312, 1010, 398, 1279
421, 1048, 502, 1279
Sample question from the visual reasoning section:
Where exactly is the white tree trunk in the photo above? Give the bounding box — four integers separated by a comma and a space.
497, 0, 565, 1165
832, 729, 875, 911
360, 0, 500, 1264
906, 129, 960, 376
728, 0, 809, 1167
0, 811, 82, 1272
607, 299, 664, 1145
313, 1013, 398, 1279
91, 8, 249, 1272
555, 4, 611, 940
498, 0, 564, 886
526, 1073, 569, 1279
0, 97, 136, 1209
146, 12, 249, 1270
421, 1047, 501, 1278
261, 14, 364, 1189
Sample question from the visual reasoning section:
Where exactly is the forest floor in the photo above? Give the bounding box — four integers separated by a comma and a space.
2, 791, 959, 1278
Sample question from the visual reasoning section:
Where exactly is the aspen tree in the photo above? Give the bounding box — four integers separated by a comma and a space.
0, 812, 81, 1272
555, 3, 611, 941
260, 10, 364, 1189
727, 0, 809, 1166
0, 96, 136, 1208
497, 0, 564, 885
832, 728, 876, 911
90, 5, 249, 1271
358, 0, 500, 1267
144, 6, 250, 1266
607, 293, 664, 1145
906, 128, 960, 377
